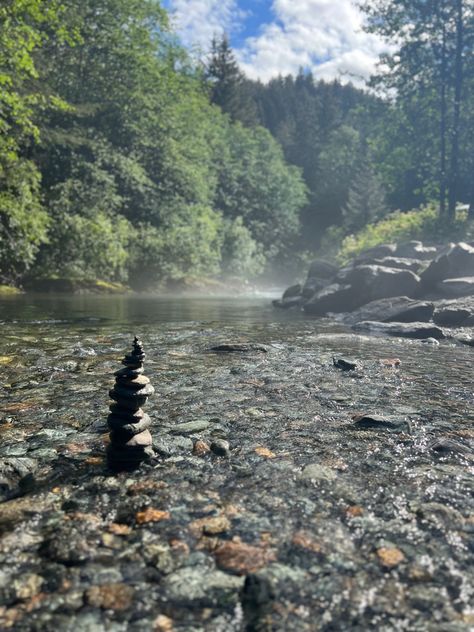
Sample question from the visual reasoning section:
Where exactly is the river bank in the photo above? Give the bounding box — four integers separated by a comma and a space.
0, 296, 473, 630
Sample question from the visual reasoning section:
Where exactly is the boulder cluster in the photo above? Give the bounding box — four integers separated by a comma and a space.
275, 241, 474, 343
107, 337, 155, 471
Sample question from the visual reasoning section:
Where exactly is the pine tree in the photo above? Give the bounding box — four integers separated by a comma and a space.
343, 161, 388, 233
206, 35, 257, 126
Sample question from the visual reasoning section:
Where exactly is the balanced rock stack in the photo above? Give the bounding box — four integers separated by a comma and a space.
107, 336, 155, 471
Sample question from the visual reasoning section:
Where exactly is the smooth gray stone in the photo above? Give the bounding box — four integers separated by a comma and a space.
169, 419, 210, 434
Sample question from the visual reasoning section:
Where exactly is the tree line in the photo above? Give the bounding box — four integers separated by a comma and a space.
1, 1, 473, 289
0, 0, 306, 287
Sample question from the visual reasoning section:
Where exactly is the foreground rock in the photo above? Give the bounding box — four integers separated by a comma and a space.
0, 320, 473, 631
343, 297, 434, 325
352, 321, 446, 340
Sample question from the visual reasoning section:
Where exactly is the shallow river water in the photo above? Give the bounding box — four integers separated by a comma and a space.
0, 294, 473, 631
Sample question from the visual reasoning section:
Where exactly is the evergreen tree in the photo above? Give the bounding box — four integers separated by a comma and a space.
343, 161, 388, 233
206, 35, 257, 126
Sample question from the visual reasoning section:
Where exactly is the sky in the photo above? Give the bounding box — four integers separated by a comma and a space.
162, 0, 388, 85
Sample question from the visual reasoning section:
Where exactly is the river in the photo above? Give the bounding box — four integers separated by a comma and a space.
0, 293, 473, 631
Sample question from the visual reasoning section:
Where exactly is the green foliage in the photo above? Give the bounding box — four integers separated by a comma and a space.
36, 211, 132, 282
0, 160, 49, 283
128, 204, 223, 289
215, 123, 307, 264
343, 160, 388, 232
219, 218, 265, 278
338, 205, 470, 263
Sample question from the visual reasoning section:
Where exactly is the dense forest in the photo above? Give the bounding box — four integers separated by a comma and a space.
1, 0, 474, 290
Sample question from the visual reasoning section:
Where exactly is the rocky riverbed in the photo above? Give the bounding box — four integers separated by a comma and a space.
0, 298, 473, 631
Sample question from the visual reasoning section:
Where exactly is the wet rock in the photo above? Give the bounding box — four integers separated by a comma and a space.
420, 242, 474, 287
352, 414, 411, 432
437, 277, 474, 298
376, 547, 405, 569
333, 357, 357, 371
192, 439, 211, 456
344, 296, 434, 325
85, 583, 134, 610
40, 525, 99, 565
368, 257, 423, 272
163, 567, 243, 606
420, 337, 440, 345
395, 240, 437, 260
169, 419, 210, 435
207, 343, 268, 354
306, 259, 339, 280
427, 439, 472, 457
107, 337, 155, 471
300, 464, 337, 482
273, 284, 304, 309
352, 321, 445, 340
189, 515, 231, 537
214, 541, 276, 575
210, 439, 230, 457
433, 306, 471, 326
342, 265, 421, 302
0, 457, 38, 501
283, 284, 302, 300
303, 283, 362, 315
153, 434, 193, 456
454, 334, 474, 347
355, 243, 397, 264
415, 502, 465, 530
272, 296, 302, 309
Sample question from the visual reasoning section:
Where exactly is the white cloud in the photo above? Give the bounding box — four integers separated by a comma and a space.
237, 0, 387, 85
166, 0, 245, 52
166, 0, 388, 85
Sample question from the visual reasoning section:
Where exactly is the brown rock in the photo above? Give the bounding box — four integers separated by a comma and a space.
291, 531, 322, 554
255, 446, 276, 459
189, 515, 231, 537
193, 440, 211, 457
154, 614, 174, 631
108, 523, 132, 536
377, 547, 405, 569
214, 540, 276, 575
135, 508, 170, 524
85, 583, 134, 610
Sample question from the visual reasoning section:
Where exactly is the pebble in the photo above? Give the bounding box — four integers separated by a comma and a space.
300, 464, 337, 482
169, 419, 210, 435
210, 439, 230, 457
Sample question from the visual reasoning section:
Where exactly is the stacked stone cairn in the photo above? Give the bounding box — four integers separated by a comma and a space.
107, 336, 155, 471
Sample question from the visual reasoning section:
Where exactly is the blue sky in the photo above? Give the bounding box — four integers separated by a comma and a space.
162, 0, 387, 85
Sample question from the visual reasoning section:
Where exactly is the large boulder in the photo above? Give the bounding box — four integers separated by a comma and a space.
420, 242, 474, 287
436, 277, 474, 298
395, 240, 437, 260
433, 306, 472, 327
302, 277, 329, 299
352, 321, 446, 340
302, 259, 339, 299
367, 257, 423, 273
344, 296, 434, 325
355, 244, 397, 264
342, 265, 421, 302
303, 284, 363, 316
306, 259, 339, 280
273, 284, 303, 309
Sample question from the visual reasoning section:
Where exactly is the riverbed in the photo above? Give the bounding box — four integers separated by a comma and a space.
0, 294, 473, 631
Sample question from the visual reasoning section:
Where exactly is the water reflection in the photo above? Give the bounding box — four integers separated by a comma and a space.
0, 293, 305, 326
